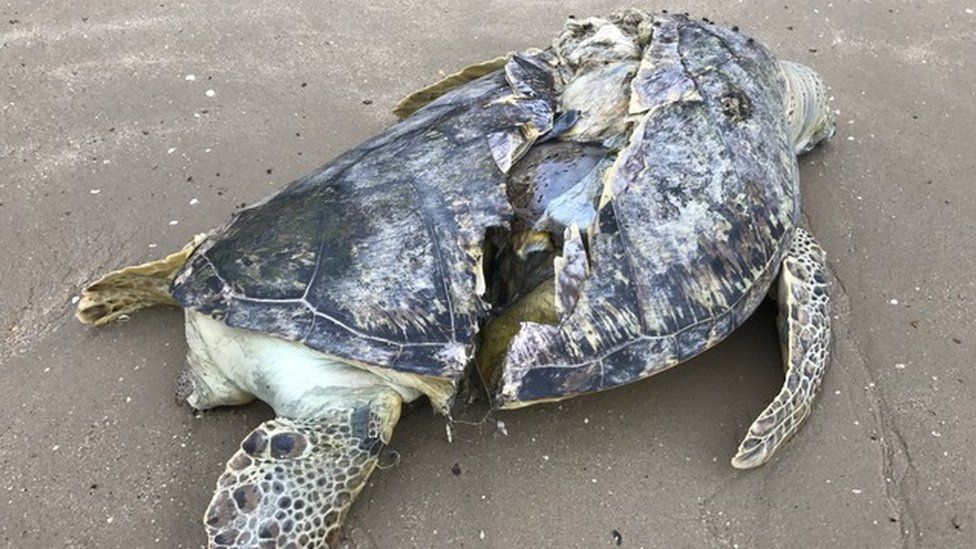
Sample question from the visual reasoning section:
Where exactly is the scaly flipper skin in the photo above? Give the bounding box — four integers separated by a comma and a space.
75, 234, 206, 326
205, 388, 402, 548
731, 228, 830, 469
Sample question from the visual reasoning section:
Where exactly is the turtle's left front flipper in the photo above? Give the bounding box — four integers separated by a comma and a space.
732, 228, 830, 469
205, 388, 402, 548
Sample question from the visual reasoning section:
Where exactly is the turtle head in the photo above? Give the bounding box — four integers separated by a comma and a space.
780, 61, 836, 155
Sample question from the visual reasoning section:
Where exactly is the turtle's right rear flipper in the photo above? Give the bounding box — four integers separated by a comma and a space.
76, 234, 206, 326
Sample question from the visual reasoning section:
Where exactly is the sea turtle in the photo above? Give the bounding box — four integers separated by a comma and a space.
76, 10, 835, 548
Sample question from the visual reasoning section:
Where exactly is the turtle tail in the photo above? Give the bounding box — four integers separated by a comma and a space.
780, 61, 836, 155
75, 234, 206, 326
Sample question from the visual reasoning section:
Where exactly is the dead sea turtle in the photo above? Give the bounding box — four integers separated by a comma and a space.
76, 10, 835, 548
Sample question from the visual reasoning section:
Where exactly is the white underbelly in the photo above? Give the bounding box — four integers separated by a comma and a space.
183, 311, 424, 417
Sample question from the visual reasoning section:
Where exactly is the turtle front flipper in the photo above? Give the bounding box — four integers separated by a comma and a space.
76, 234, 207, 326
731, 228, 830, 469
205, 388, 402, 548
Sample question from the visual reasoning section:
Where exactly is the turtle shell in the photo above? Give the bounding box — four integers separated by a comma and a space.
171, 52, 560, 385
172, 11, 799, 409
495, 14, 799, 405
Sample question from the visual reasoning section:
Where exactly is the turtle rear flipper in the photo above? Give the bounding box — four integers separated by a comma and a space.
732, 228, 830, 469
76, 234, 206, 326
392, 55, 509, 119
205, 389, 402, 548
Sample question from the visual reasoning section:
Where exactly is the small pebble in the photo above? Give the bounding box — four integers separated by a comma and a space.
189, 198, 199, 206
852, 489, 862, 495
169, 220, 179, 226
205, 89, 215, 97
90, 189, 101, 194
894, 363, 906, 369
185, 74, 196, 81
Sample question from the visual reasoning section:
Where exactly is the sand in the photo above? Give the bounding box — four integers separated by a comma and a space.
1, 1, 974, 547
